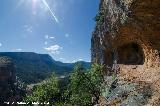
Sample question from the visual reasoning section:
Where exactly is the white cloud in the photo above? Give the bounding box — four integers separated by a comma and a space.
44, 45, 61, 51
72, 60, 76, 63
52, 51, 60, 55
12, 48, 22, 51
44, 45, 62, 55
60, 58, 65, 60
59, 58, 66, 62
78, 59, 83, 61
49, 36, 55, 39
0, 43, 2, 47
45, 35, 55, 39
65, 33, 69, 37
70, 59, 83, 63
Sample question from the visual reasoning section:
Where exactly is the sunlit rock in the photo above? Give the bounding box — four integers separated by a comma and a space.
92, 0, 160, 105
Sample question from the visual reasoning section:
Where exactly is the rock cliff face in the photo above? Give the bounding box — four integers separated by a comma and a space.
92, 0, 160, 105
0, 56, 17, 104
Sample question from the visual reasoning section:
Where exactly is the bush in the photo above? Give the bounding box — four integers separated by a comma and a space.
68, 63, 103, 105
25, 74, 59, 105
25, 64, 104, 106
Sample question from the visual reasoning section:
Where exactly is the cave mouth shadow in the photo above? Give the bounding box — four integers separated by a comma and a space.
117, 43, 145, 65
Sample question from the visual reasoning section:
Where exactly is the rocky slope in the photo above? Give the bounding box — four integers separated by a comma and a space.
92, 0, 160, 105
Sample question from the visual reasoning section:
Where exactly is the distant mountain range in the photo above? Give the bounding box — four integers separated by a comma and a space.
0, 52, 91, 84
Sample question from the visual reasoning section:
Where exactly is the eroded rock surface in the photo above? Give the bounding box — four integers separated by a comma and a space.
92, 0, 160, 105
0, 56, 17, 104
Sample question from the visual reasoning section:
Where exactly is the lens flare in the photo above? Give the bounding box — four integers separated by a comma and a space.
42, 0, 59, 23
32, 0, 38, 8
15, 0, 59, 23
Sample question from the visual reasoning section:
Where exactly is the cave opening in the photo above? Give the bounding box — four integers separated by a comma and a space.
104, 50, 114, 67
117, 43, 144, 65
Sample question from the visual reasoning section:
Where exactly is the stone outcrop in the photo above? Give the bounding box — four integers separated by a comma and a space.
0, 56, 17, 104
92, 0, 160, 105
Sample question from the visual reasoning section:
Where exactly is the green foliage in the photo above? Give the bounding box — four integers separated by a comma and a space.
88, 64, 104, 91
25, 74, 59, 104
68, 64, 103, 106
25, 64, 103, 106
69, 64, 92, 105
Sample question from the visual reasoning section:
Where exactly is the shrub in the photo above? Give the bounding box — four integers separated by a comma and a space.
68, 63, 103, 105
25, 74, 59, 105
25, 64, 104, 106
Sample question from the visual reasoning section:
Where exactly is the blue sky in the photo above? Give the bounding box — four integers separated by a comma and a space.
0, 0, 99, 63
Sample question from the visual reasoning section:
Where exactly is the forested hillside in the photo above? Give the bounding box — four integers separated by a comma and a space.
0, 52, 90, 84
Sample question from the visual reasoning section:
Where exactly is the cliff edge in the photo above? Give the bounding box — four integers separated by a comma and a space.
92, 0, 160, 105
0, 56, 19, 105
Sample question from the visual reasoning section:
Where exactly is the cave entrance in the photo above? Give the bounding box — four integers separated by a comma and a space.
104, 50, 114, 66
117, 43, 144, 65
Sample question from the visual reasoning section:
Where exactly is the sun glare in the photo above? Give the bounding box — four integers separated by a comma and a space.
32, 0, 37, 3
15, 0, 59, 23
32, 0, 38, 8
42, 0, 59, 23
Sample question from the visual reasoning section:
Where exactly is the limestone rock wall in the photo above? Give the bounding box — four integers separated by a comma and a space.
92, 0, 160, 74
92, 0, 160, 105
